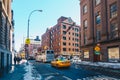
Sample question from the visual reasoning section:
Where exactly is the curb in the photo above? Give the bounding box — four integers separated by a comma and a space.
78, 64, 120, 79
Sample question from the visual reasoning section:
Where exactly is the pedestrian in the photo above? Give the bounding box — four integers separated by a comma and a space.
17, 57, 21, 64
14, 56, 17, 65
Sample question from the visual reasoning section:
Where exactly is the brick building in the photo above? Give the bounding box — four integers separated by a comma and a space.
80, 0, 120, 62
41, 16, 80, 56
0, 0, 14, 72
41, 28, 52, 50
29, 36, 41, 57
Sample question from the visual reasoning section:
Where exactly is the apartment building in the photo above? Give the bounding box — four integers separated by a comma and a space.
41, 16, 80, 56
29, 36, 41, 57
80, 0, 120, 62
0, 0, 14, 72
41, 28, 52, 50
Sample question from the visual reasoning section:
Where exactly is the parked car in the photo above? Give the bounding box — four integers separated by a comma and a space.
28, 56, 35, 60
71, 56, 81, 63
51, 57, 71, 68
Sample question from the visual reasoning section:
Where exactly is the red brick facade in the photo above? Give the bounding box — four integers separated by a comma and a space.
80, 0, 120, 62
41, 16, 80, 56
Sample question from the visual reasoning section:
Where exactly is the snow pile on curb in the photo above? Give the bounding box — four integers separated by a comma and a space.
24, 62, 42, 80
97, 62, 120, 69
78, 61, 120, 69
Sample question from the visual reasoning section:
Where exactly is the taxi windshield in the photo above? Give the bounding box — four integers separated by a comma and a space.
57, 56, 67, 61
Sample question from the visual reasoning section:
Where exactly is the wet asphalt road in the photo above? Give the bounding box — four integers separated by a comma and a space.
31, 61, 119, 80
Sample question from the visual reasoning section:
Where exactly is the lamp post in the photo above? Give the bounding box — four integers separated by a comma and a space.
27, 10, 42, 38
25, 10, 42, 62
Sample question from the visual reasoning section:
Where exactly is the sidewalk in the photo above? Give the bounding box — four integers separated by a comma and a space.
77, 61, 120, 69
76, 61, 120, 79
0, 60, 41, 80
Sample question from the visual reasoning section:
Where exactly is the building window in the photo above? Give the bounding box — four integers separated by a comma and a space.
69, 43, 71, 45
75, 38, 79, 42
53, 30, 54, 32
72, 38, 74, 41
0, 14, 6, 47
63, 42, 66, 46
75, 33, 79, 37
63, 48, 66, 51
96, 30, 101, 42
63, 31, 66, 35
72, 48, 74, 51
84, 33, 87, 44
63, 36, 66, 40
75, 28, 79, 32
63, 25, 66, 29
110, 3, 117, 18
96, 12, 101, 24
95, 0, 101, 5
84, 36, 87, 44
51, 41, 52, 44
57, 26, 60, 30
83, 20, 88, 29
110, 22, 118, 39
69, 48, 71, 51
69, 37, 70, 40
108, 47, 119, 62
69, 32, 70, 35
73, 43, 74, 46
83, 5, 87, 14
84, 50, 89, 58
75, 49, 79, 52
72, 33, 74, 35
75, 44, 79, 47
72, 28, 74, 30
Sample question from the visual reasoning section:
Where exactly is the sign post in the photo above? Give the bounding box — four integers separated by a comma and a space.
94, 46, 100, 55
25, 38, 30, 64
94, 44, 101, 62
25, 38, 30, 45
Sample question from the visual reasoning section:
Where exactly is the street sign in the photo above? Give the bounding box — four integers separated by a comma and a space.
94, 46, 100, 51
94, 45, 101, 55
25, 38, 30, 44
94, 51, 100, 55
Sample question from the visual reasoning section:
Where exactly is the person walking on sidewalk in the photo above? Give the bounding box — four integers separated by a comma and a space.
16, 56, 22, 64
14, 56, 17, 65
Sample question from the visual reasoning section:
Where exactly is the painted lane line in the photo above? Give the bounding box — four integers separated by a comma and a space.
42, 72, 59, 76
63, 76, 72, 80
45, 76, 54, 80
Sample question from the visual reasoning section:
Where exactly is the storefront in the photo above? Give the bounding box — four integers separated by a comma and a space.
83, 50, 90, 59
108, 47, 119, 62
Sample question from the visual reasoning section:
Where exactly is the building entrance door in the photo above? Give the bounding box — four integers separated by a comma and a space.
93, 45, 101, 62
93, 54, 100, 62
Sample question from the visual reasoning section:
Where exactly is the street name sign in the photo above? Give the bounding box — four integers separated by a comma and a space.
25, 38, 30, 44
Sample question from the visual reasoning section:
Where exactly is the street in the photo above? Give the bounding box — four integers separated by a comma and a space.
0, 60, 120, 80
0, 0, 120, 80
31, 61, 119, 80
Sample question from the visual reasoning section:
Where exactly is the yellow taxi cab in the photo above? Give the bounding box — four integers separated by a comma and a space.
51, 57, 71, 68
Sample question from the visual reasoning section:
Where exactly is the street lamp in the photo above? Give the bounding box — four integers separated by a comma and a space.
25, 10, 42, 62
27, 10, 42, 38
